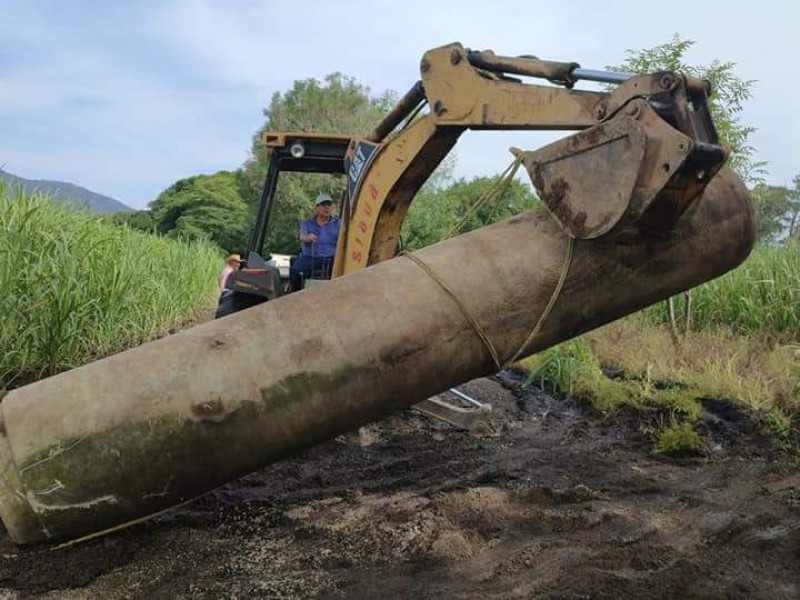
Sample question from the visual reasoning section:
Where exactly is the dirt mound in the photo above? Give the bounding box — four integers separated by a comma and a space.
0, 374, 798, 598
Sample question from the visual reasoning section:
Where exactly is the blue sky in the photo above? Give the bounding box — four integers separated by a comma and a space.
1, 0, 797, 209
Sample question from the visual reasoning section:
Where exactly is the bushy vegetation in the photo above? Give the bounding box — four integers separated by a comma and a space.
519, 337, 706, 454
402, 176, 539, 251
518, 242, 800, 455
648, 243, 800, 335
0, 183, 221, 389
149, 171, 249, 253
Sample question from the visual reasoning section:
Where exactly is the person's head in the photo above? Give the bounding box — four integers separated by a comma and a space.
314, 193, 334, 218
226, 254, 242, 268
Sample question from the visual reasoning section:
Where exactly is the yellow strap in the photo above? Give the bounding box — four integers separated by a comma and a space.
443, 154, 525, 240
52, 493, 208, 550
401, 233, 574, 373
502, 235, 574, 368
400, 252, 502, 371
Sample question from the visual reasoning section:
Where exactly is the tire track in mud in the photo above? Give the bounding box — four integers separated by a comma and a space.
0, 374, 798, 598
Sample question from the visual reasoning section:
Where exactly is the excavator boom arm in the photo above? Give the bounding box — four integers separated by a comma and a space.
333, 42, 724, 276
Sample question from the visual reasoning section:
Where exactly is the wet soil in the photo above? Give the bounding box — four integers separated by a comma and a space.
1, 372, 798, 599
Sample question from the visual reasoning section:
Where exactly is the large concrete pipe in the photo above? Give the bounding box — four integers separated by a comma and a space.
0, 167, 754, 545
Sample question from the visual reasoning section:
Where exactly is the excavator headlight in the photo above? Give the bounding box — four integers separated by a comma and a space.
289, 142, 305, 158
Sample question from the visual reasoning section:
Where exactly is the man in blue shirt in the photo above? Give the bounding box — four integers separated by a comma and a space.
289, 193, 341, 291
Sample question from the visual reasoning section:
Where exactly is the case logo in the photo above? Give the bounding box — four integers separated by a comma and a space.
346, 141, 379, 200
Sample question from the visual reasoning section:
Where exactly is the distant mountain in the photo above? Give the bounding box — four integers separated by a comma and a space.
0, 169, 133, 214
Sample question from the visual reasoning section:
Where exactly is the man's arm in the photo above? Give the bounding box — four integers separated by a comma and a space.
299, 218, 318, 244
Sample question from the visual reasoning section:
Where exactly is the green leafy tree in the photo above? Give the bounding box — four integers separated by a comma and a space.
402, 175, 539, 250
401, 187, 459, 251
609, 35, 765, 185
442, 176, 539, 235
107, 209, 156, 233
260, 72, 396, 135
149, 171, 248, 253
746, 175, 800, 244
751, 184, 793, 243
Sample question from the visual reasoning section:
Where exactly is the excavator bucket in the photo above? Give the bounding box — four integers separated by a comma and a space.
521, 98, 726, 241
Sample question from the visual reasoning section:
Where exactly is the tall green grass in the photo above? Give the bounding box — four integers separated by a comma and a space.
0, 182, 222, 389
648, 243, 800, 336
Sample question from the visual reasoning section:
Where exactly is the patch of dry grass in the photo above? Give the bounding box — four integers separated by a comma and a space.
517, 313, 799, 454
585, 314, 800, 415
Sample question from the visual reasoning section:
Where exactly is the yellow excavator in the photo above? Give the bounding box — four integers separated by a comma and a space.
226, 41, 726, 303
0, 42, 755, 545
220, 41, 731, 429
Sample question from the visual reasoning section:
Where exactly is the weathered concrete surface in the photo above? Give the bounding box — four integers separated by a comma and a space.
0, 166, 754, 544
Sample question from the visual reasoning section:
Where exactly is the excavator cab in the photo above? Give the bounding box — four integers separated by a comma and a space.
216, 133, 352, 317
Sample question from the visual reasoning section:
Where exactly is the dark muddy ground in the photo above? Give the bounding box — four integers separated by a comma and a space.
1, 373, 799, 599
